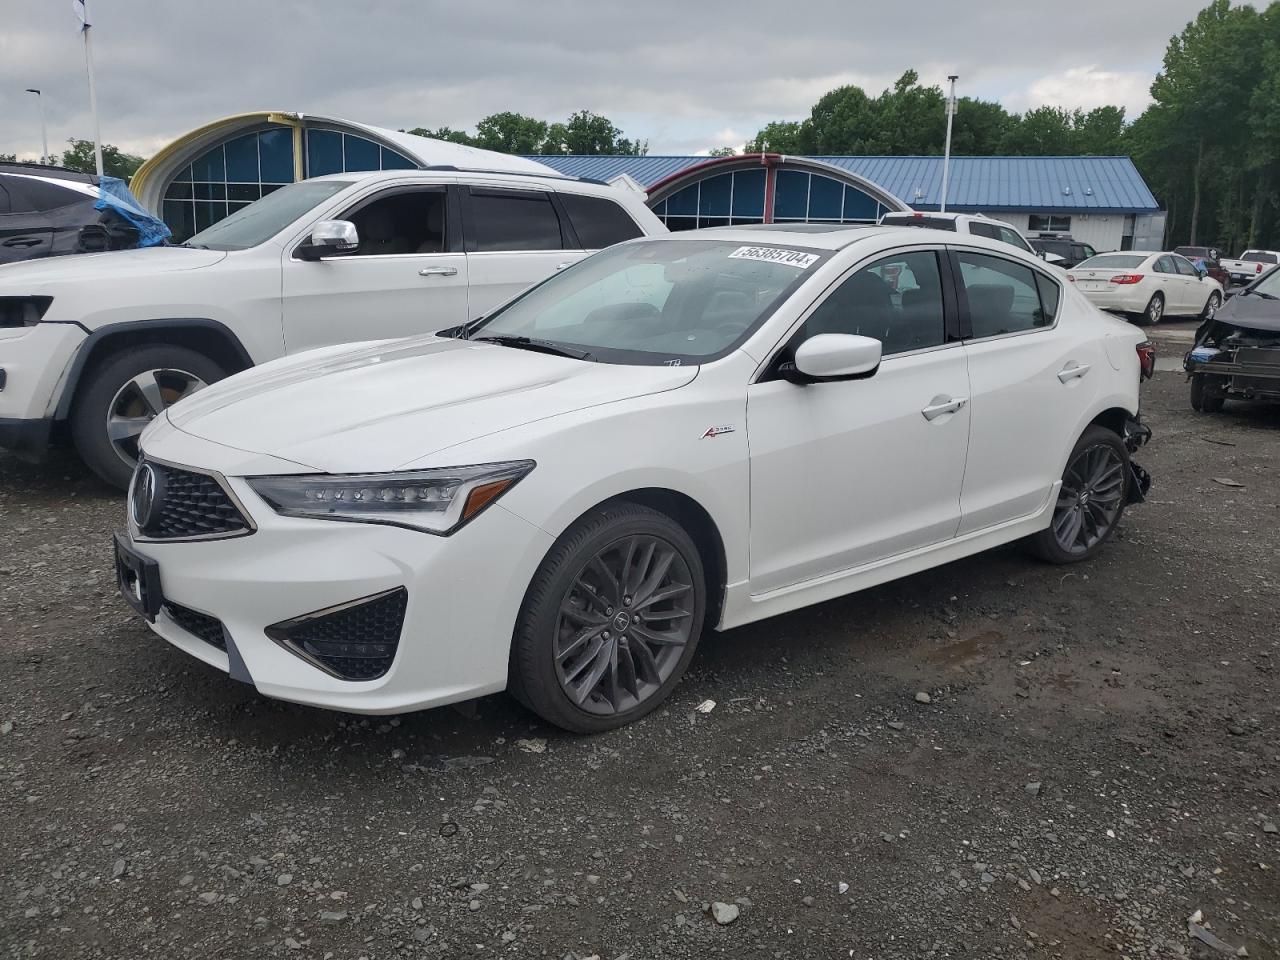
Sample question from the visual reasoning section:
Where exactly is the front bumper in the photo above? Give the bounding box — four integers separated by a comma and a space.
0, 416, 53, 459
0, 322, 86, 433
116, 456, 555, 715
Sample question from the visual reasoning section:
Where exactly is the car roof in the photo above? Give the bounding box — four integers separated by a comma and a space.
0, 162, 97, 184
662, 223, 1048, 258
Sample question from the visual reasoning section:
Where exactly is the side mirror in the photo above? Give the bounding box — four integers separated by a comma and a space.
784, 334, 882, 383
297, 220, 359, 260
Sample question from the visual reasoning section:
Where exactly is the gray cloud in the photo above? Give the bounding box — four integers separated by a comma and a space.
0, 0, 1207, 159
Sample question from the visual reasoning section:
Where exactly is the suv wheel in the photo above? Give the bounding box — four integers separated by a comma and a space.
510, 502, 706, 733
71, 345, 225, 489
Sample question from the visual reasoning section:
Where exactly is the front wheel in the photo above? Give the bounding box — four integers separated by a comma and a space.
70, 344, 225, 489
1029, 426, 1130, 564
510, 502, 706, 733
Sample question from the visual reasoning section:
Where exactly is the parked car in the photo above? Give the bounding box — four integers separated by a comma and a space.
1172, 246, 1231, 288
1219, 249, 1280, 285
0, 162, 165, 265
877, 211, 1041, 257
114, 225, 1153, 732
1028, 235, 1097, 269
1184, 264, 1280, 412
1067, 251, 1224, 325
0, 167, 664, 488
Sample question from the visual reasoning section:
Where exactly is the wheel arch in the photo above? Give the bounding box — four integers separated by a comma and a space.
1086, 405, 1134, 439
54, 319, 254, 420
559, 487, 729, 632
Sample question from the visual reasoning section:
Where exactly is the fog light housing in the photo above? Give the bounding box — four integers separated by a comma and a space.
265, 587, 408, 681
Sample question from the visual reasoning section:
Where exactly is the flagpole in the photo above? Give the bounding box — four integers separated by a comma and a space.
940, 75, 957, 214
81, 3, 104, 178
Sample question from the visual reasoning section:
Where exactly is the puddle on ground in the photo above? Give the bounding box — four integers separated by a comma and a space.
926, 629, 1005, 669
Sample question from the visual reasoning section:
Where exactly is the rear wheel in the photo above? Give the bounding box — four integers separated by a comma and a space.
1029, 426, 1129, 564
1190, 374, 1225, 413
71, 344, 225, 489
1136, 292, 1165, 326
1200, 290, 1222, 321
510, 502, 706, 733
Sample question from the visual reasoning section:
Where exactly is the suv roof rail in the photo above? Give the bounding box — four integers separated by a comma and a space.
420, 165, 610, 187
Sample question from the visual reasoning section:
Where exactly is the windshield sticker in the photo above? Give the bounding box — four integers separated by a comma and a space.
728, 246, 820, 269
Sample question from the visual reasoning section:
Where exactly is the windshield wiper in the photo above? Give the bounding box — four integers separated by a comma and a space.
473, 335, 592, 361
177, 241, 209, 249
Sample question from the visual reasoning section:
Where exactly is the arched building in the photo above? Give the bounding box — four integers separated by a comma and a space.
130, 111, 558, 241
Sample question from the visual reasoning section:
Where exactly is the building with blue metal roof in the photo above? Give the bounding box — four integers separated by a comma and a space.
529, 153, 1164, 253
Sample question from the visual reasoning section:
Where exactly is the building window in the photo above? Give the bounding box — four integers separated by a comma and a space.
305, 130, 413, 178
1027, 214, 1072, 233
651, 168, 884, 231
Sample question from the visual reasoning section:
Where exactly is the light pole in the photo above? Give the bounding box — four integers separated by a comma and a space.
25, 88, 49, 165
940, 75, 957, 214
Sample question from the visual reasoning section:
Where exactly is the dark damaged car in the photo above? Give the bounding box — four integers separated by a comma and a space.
0, 163, 169, 266
1185, 264, 1280, 412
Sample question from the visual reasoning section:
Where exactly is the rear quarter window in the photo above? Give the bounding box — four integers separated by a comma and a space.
559, 193, 644, 249
11, 177, 86, 213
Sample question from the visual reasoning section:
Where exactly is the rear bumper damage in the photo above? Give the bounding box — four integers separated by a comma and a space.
1123, 414, 1152, 504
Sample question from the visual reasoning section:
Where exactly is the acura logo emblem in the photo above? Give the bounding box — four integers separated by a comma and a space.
131, 463, 158, 530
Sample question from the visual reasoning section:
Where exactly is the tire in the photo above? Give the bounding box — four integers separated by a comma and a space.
1190, 375, 1205, 412
510, 502, 707, 733
1190, 374, 1226, 414
1200, 290, 1222, 321
70, 344, 226, 489
1137, 292, 1165, 326
1029, 425, 1130, 565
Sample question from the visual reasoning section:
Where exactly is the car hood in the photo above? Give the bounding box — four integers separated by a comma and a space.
0, 246, 226, 286
1215, 291, 1280, 332
167, 336, 699, 473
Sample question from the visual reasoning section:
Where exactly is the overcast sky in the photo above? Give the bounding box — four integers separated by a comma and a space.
0, 0, 1209, 161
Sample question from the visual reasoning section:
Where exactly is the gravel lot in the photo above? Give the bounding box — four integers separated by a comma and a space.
3, 325, 1278, 959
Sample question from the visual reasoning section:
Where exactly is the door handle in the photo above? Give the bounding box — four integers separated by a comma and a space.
921, 396, 967, 421
1057, 362, 1091, 383
418, 266, 458, 277
2, 237, 42, 248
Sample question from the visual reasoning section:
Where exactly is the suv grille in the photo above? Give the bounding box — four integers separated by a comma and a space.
266, 588, 407, 681
133, 461, 251, 540
163, 602, 226, 651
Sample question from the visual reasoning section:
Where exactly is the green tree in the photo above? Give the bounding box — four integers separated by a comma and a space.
60, 139, 144, 180
472, 112, 549, 154
405, 126, 475, 146
541, 111, 646, 155
707, 146, 737, 157
999, 106, 1079, 155
1074, 106, 1127, 155
745, 121, 804, 153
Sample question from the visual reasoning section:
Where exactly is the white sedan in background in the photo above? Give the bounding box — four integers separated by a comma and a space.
1067, 251, 1223, 325
115, 226, 1153, 732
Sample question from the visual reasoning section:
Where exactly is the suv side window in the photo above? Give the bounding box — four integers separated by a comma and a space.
1074, 244, 1096, 261
0, 181, 11, 215
11, 178, 83, 213
466, 187, 565, 252
798, 250, 946, 356
559, 193, 643, 249
967, 221, 999, 241
998, 226, 1034, 253
957, 251, 1053, 338
342, 188, 446, 256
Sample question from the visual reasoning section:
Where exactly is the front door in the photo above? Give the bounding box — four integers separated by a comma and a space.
281, 185, 468, 354
747, 248, 972, 594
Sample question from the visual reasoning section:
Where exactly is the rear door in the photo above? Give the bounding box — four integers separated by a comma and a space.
953, 247, 1101, 533
280, 184, 469, 353
1151, 255, 1190, 312
0, 177, 53, 262
460, 184, 585, 320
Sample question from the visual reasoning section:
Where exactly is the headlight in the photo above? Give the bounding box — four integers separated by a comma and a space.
246, 461, 534, 535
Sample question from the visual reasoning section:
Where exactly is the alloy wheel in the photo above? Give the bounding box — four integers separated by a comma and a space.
106, 368, 207, 468
1206, 293, 1221, 320
1147, 295, 1164, 323
1052, 443, 1126, 555
554, 534, 695, 716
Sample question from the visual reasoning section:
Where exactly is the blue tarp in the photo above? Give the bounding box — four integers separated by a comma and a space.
96, 176, 171, 247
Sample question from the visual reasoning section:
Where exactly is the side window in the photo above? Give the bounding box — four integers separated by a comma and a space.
1035, 273, 1061, 322
0, 181, 10, 215
467, 188, 565, 252
967, 221, 999, 241
559, 193, 643, 249
12, 178, 83, 213
957, 251, 1052, 338
1173, 256, 1198, 277
800, 250, 946, 356
343, 189, 446, 256
1153, 256, 1175, 274
998, 226, 1034, 253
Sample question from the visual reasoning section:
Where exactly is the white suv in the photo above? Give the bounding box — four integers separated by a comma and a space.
0, 168, 664, 487
879, 211, 1047, 258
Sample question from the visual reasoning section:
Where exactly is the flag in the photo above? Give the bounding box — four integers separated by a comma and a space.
72, 0, 90, 31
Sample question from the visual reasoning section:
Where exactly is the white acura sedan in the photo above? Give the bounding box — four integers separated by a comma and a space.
115, 226, 1153, 732
1067, 251, 1224, 325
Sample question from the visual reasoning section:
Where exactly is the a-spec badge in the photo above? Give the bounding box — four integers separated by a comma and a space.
701, 425, 736, 439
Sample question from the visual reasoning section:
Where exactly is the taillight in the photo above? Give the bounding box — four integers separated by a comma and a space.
1136, 340, 1156, 381
1110, 274, 1144, 285
1258, 263, 1265, 274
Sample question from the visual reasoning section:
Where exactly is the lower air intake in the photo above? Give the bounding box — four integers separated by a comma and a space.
163, 602, 227, 651
265, 588, 407, 681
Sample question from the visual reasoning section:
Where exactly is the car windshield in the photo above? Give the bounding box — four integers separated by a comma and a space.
183, 180, 353, 250
1076, 254, 1146, 270
470, 238, 827, 365
1251, 267, 1280, 297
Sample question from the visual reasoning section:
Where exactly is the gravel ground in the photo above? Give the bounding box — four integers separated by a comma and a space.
2, 331, 1278, 959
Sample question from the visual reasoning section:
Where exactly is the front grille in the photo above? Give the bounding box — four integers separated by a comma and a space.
163, 602, 227, 651
266, 588, 407, 681
134, 461, 251, 540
